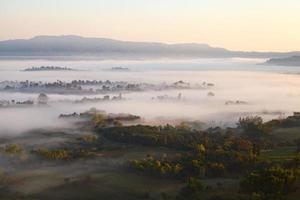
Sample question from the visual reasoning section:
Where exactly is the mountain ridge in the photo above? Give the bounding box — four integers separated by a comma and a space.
0, 35, 299, 60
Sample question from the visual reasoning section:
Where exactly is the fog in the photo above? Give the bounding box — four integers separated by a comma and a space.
1, 58, 300, 134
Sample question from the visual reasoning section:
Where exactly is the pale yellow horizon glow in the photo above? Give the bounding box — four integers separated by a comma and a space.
1, 0, 300, 52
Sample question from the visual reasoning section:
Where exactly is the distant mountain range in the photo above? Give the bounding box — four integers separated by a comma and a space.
0, 35, 299, 60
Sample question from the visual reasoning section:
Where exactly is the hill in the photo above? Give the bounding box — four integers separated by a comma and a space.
0, 35, 299, 60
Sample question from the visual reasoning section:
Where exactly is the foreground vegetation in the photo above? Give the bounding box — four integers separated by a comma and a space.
1, 109, 300, 199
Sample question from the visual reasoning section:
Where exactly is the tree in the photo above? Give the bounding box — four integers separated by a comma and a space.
206, 162, 225, 177
176, 178, 204, 200
240, 167, 298, 200
37, 93, 49, 104
237, 116, 271, 147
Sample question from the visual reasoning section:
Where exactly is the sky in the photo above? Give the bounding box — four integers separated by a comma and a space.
0, 0, 300, 52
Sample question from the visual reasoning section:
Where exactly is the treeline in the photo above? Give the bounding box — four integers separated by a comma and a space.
32, 134, 100, 161
128, 140, 258, 180
266, 113, 300, 128
100, 124, 205, 150
175, 166, 300, 200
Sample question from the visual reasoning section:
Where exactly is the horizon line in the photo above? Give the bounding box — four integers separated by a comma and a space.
1, 35, 299, 54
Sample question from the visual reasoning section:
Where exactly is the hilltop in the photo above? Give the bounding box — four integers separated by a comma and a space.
0, 35, 299, 60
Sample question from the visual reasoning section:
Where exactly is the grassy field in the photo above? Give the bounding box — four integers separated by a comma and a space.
34, 171, 184, 200
4, 166, 184, 200
272, 127, 300, 142
259, 146, 297, 162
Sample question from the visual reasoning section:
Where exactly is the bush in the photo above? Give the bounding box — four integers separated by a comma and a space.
240, 167, 298, 200
4, 144, 23, 154
176, 178, 204, 200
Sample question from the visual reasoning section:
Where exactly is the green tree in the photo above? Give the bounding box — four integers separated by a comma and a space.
238, 116, 271, 147
240, 167, 298, 200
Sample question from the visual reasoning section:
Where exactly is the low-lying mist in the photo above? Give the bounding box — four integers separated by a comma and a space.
1, 63, 300, 134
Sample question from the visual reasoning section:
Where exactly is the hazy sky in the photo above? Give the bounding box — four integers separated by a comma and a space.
1, 0, 300, 51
